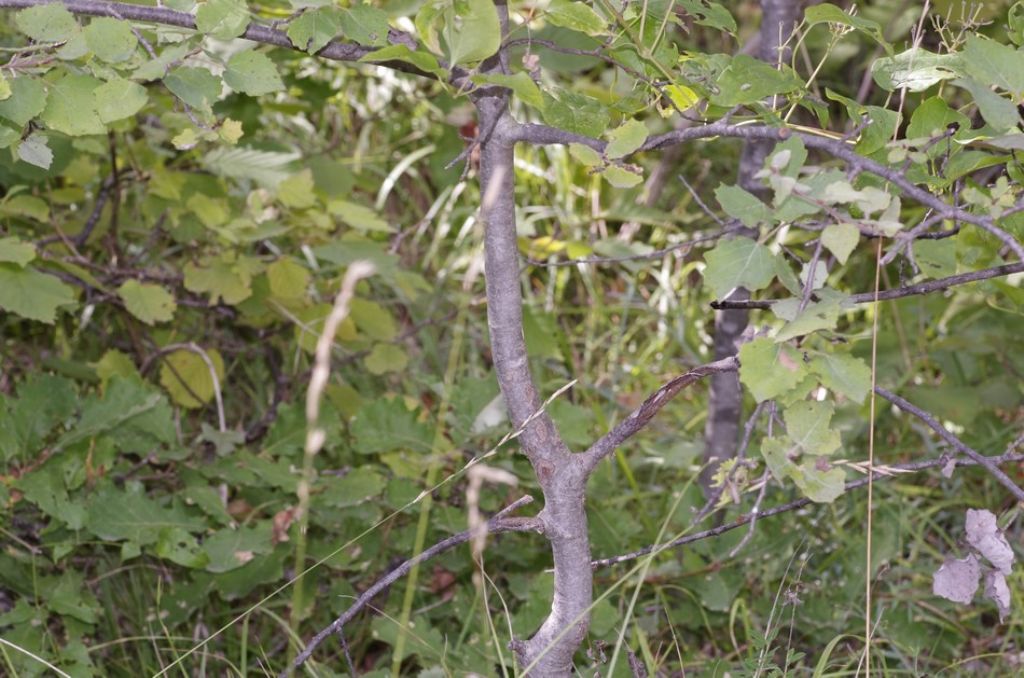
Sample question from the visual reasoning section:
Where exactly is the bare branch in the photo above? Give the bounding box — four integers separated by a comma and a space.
874, 387, 1024, 503
592, 451, 1024, 569
579, 357, 739, 476
710, 261, 1024, 310
288, 496, 539, 674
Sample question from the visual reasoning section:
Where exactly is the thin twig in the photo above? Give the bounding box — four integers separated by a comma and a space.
524, 230, 727, 267
874, 387, 1024, 503
710, 261, 1024, 310
288, 496, 539, 674
592, 451, 1024, 569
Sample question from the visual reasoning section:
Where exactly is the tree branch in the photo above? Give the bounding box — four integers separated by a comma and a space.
709, 261, 1024, 309
510, 121, 1024, 261
288, 496, 539, 674
579, 357, 739, 476
592, 451, 1024, 569
874, 387, 1024, 503
0, 0, 440, 79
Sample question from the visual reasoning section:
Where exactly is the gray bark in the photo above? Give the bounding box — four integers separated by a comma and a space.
701, 0, 802, 495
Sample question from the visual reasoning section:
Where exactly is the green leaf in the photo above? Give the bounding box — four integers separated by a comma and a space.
287, 7, 343, 54
277, 169, 317, 209
664, 83, 700, 111
913, 238, 957, 279
569, 142, 602, 166
17, 132, 53, 170
0, 375, 76, 462
783, 401, 841, 456
93, 78, 148, 123
0, 77, 47, 126
196, 0, 251, 40
962, 34, 1024, 99
359, 44, 446, 78
796, 464, 846, 503
58, 377, 174, 450
267, 257, 310, 299
0, 237, 36, 267
118, 280, 176, 325
365, 343, 409, 374
772, 290, 847, 342
810, 351, 871, 404
546, 0, 607, 36
0, 74, 9, 101
351, 397, 433, 454
712, 55, 802, 106
203, 525, 273, 573
339, 5, 389, 47
955, 78, 1021, 133
605, 119, 648, 159
40, 74, 105, 137
677, 0, 736, 34
84, 18, 137, 62
601, 165, 643, 188
84, 485, 205, 546
350, 298, 396, 341
446, 0, 501, 65
804, 3, 886, 48
907, 96, 971, 140
739, 337, 808, 402
821, 223, 859, 265
165, 67, 222, 111
183, 255, 259, 305
472, 72, 545, 110
871, 48, 962, 92
159, 348, 225, 409
93, 349, 140, 388
17, 462, 85, 530
0, 264, 75, 323
15, 4, 78, 42
703, 237, 777, 298
541, 89, 609, 137
224, 51, 284, 96
155, 527, 208, 568
715, 184, 771, 227
328, 200, 392, 232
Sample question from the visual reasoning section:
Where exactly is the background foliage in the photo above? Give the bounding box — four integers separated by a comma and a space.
1, 0, 1023, 675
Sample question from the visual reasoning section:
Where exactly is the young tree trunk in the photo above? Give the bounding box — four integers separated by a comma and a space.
701, 0, 802, 495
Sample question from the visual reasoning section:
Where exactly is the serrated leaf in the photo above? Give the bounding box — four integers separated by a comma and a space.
93, 78, 148, 123
267, 257, 309, 299
359, 44, 446, 78
795, 464, 846, 503
118, 280, 176, 325
84, 485, 205, 545
0, 263, 75, 323
546, 0, 607, 36
0, 237, 36, 267
715, 184, 771, 228
277, 169, 316, 209
84, 18, 137, 62
0, 77, 47, 126
821, 223, 859, 265
165, 67, 222, 111
40, 74, 105, 137
365, 343, 409, 374
287, 7, 342, 54
473, 72, 545, 110
772, 290, 846, 342
569, 142, 602, 166
605, 119, 647, 159
810, 352, 871, 404
703, 237, 777, 298
328, 200, 392, 232
783, 401, 841, 456
351, 397, 433, 454
224, 51, 284, 96
203, 525, 273, 573
339, 5, 389, 47
541, 89, 609, 137
739, 337, 807, 402
712, 55, 802, 106
601, 165, 643, 188
196, 0, 251, 40
201, 146, 299, 188
15, 4, 78, 42
446, 0, 500, 65
962, 34, 1024, 99
159, 348, 225, 409
871, 48, 962, 92
184, 257, 258, 305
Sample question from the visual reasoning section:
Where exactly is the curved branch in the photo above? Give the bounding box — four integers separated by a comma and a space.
510, 121, 1024, 261
0, 0, 439, 79
288, 496, 539, 674
592, 451, 1024, 569
579, 357, 739, 476
710, 261, 1024, 310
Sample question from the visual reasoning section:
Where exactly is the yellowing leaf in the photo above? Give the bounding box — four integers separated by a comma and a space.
267, 257, 309, 300
118, 280, 176, 325
159, 348, 225, 409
